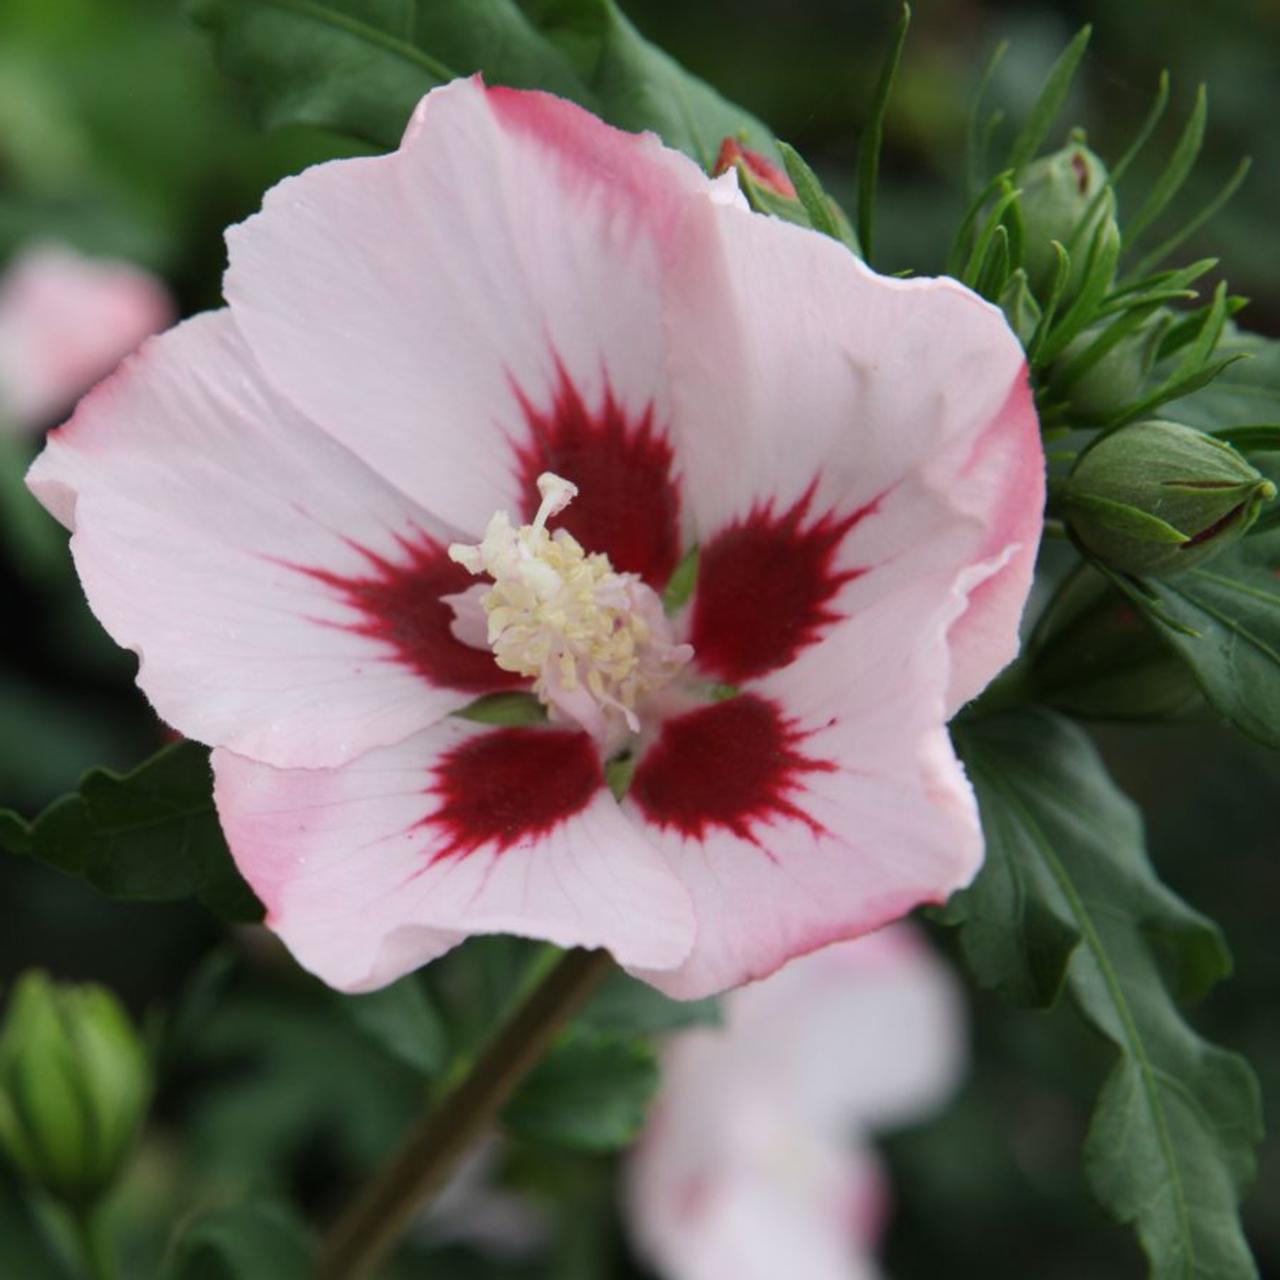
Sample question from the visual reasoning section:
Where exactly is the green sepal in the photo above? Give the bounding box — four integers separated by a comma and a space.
454, 692, 547, 726
855, 1, 910, 263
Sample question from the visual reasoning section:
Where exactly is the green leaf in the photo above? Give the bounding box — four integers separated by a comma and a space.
164, 1202, 315, 1280
1164, 328, 1280, 431
579, 969, 719, 1035
949, 711, 1261, 1278
1006, 25, 1091, 174
191, 0, 777, 166
18, 742, 261, 922
503, 1030, 658, 1151
1104, 528, 1280, 749
338, 974, 449, 1076
854, 1, 910, 264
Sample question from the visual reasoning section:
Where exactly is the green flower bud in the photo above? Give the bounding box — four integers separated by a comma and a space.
1064, 420, 1277, 577
1019, 142, 1118, 303
998, 268, 1042, 346
1050, 313, 1174, 422
0, 972, 151, 1207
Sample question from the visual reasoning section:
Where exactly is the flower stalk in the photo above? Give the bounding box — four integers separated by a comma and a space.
318, 947, 615, 1279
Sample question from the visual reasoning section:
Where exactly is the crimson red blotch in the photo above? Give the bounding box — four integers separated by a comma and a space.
688, 485, 880, 684
630, 694, 835, 845
298, 532, 524, 694
512, 359, 681, 589
421, 726, 603, 862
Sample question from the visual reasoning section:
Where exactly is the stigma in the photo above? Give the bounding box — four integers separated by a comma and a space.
448, 473, 692, 742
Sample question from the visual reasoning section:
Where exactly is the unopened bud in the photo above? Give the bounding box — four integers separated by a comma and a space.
1019, 142, 1118, 303
1050, 313, 1173, 421
998, 269, 1042, 346
1065, 420, 1276, 577
713, 138, 796, 199
0, 972, 151, 1207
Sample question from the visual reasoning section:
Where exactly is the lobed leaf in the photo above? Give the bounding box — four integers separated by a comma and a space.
11, 741, 261, 922
949, 710, 1261, 1279
190, 0, 778, 166
1103, 528, 1280, 750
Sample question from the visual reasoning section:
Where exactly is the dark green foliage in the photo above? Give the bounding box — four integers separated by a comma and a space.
503, 1030, 659, 1151
1104, 529, 1280, 750
1, 742, 260, 922
189, 0, 778, 164
163, 1203, 316, 1280
949, 711, 1261, 1279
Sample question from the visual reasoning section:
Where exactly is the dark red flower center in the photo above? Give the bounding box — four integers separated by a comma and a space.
512, 359, 681, 589
688, 485, 879, 684
296, 532, 523, 694
630, 694, 835, 845
421, 727, 603, 862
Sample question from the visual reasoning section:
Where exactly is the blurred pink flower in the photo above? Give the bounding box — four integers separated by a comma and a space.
0, 243, 172, 433
625, 925, 966, 1280
29, 78, 1041, 996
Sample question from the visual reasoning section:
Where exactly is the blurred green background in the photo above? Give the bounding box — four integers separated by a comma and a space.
0, 0, 1275, 1275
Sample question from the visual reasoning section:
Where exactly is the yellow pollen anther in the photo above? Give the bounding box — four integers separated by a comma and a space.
448, 472, 692, 740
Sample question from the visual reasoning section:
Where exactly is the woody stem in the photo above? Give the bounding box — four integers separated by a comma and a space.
318, 947, 614, 1279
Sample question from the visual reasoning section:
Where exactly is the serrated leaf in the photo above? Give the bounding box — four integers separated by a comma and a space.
1104, 529, 1280, 750
164, 1202, 315, 1280
338, 974, 449, 1076
503, 1030, 658, 1151
18, 741, 261, 922
950, 710, 1260, 1278
190, 0, 777, 167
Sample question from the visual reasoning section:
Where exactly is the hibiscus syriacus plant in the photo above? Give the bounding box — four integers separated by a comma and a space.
0, 7, 1271, 1280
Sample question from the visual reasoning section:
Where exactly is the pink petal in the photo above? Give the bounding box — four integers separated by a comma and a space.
27, 311, 515, 769
0, 242, 172, 432
626, 578, 983, 999
663, 196, 1042, 693
224, 78, 722, 567
213, 721, 694, 991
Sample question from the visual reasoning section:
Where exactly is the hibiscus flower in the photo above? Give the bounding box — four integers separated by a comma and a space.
625, 924, 966, 1280
28, 78, 1042, 998
0, 242, 171, 433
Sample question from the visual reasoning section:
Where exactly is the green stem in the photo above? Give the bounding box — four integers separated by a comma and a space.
318, 948, 614, 1279
68, 1203, 117, 1280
